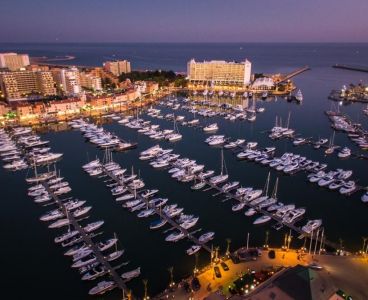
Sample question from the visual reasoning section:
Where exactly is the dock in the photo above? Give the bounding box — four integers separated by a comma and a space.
42, 182, 129, 295
139, 148, 340, 251
333, 64, 368, 73
278, 66, 310, 83
101, 165, 212, 253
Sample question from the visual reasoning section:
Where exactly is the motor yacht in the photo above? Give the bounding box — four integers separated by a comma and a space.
165, 231, 185, 242
198, 232, 215, 243
253, 215, 271, 225
186, 245, 201, 255
302, 219, 322, 234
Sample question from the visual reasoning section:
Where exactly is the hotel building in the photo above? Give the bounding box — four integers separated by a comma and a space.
103, 60, 131, 76
0, 70, 56, 101
0, 53, 30, 71
80, 72, 102, 91
187, 59, 252, 86
52, 67, 82, 96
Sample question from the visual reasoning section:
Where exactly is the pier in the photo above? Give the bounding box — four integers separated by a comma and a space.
333, 64, 368, 73
278, 66, 310, 83
42, 182, 129, 296
100, 164, 212, 253
138, 147, 340, 251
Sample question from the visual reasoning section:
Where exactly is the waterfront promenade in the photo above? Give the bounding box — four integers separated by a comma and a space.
160, 249, 368, 300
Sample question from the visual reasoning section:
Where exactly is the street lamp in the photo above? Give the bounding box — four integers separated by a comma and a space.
193, 252, 199, 275
143, 279, 149, 300
263, 231, 269, 249
168, 266, 175, 288
225, 238, 231, 257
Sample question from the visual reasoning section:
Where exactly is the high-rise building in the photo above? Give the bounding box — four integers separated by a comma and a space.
187, 59, 252, 85
0, 70, 56, 101
80, 72, 102, 91
103, 60, 131, 76
52, 67, 81, 96
0, 53, 30, 71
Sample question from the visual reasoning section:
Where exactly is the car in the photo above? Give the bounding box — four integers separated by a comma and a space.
308, 262, 323, 270
220, 261, 229, 271
268, 250, 276, 259
182, 281, 191, 293
214, 266, 222, 278
191, 277, 201, 291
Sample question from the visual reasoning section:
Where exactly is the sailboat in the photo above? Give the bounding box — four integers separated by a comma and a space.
325, 131, 336, 155
209, 149, 229, 185
167, 116, 182, 142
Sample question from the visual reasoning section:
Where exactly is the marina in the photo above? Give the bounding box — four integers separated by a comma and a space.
1, 43, 368, 299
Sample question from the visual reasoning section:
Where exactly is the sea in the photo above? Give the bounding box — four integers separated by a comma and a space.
0, 43, 368, 299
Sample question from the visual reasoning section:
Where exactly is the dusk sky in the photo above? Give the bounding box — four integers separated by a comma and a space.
1, 0, 368, 43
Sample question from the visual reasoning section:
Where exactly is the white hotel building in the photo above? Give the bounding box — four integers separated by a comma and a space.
187, 59, 252, 86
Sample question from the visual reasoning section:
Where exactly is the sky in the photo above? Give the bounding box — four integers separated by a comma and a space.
1, 0, 368, 43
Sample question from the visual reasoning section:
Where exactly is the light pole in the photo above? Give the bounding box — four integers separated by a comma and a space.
143, 279, 149, 300
246, 232, 250, 250
194, 252, 199, 275
168, 266, 174, 288
264, 230, 269, 249
225, 238, 231, 257
362, 237, 367, 254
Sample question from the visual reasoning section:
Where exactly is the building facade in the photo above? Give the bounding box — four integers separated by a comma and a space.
52, 67, 82, 96
187, 59, 252, 86
0, 53, 30, 71
103, 60, 131, 76
80, 72, 102, 91
0, 70, 56, 101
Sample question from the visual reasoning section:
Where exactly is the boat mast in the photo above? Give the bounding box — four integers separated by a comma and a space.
272, 177, 279, 200
264, 172, 271, 196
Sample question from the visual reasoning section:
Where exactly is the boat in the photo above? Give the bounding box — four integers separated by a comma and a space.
88, 280, 115, 296
165, 231, 185, 242
121, 267, 141, 280
283, 208, 306, 223
198, 232, 215, 243
203, 123, 219, 133
337, 147, 351, 158
149, 218, 167, 229
191, 180, 206, 190
295, 89, 303, 102
186, 245, 201, 255
84, 221, 104, 233
245, 208, 257, 216
232, 202, 246, 212
361, 192, 368, 203
82, 266, 108, 281
253, 215, 271, 225
302, 219, 322, 234
209, 149, 228, 185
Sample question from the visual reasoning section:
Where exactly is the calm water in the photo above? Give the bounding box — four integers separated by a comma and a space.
1, 43, 368, 299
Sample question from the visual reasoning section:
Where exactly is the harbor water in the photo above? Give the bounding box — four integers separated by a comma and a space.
1, 43, 368, 299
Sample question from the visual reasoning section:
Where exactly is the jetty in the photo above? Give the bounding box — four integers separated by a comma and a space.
42, 181, 129, 296
333, 64, 368, 73
99, 163, 212, 253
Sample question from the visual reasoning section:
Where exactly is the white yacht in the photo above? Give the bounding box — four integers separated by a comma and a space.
245, 208, 257, 216
198, 232, 215, 243
302, 219, 322, 234
121, 267, 141, 280
253, 215, 271, 225
283, 208, 306, 223
88, 281, 115, 296
165, 231, 185, 242
186, 245, 201, 255
337, 147, 351, 158
203, 123, 219, 133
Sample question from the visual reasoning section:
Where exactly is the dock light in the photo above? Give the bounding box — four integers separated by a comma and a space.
245, 289, 249, 294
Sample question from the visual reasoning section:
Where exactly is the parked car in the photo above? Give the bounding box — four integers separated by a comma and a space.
214, 266, 222, 278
